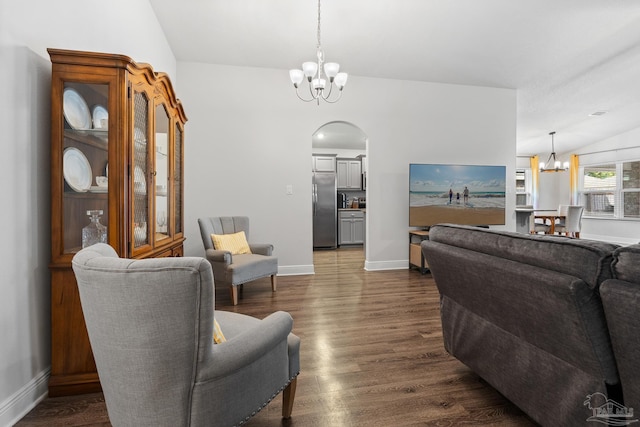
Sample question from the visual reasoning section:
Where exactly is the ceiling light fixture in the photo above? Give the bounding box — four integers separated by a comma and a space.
289, 0, 348, 104
539, 131, 569, 172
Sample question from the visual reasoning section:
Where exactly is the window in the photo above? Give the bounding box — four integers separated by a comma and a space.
515, 169, 531, 206
623, 162, 640, 218
580, 161, 640, 219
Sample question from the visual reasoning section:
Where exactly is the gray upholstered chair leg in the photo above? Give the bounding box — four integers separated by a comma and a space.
282, 377, 297, 418
230, 286, 238, 306
271, 275, 277, 292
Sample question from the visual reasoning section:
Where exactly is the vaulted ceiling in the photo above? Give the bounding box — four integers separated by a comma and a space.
149, 0, 640, 156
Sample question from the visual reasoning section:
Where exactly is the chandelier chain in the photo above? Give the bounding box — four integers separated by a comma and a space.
317, 0, 322, 50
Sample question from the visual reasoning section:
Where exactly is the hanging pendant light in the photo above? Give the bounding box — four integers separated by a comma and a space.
289, 0, 348, 104
539, 132, 570, 172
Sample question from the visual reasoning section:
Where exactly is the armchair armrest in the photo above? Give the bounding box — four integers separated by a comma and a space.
205, 248, 232, 264
199, 311, 293, 380
249, 243, 273, 256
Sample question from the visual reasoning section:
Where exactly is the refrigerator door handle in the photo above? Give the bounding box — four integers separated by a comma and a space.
313, 183, 317, 215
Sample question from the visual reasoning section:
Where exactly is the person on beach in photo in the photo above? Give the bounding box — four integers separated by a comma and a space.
463, 186, 469, 205
456, 192, 460, 204
449, 188, 453, 204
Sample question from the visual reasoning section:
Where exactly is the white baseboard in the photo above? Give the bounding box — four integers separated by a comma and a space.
0, 368, 49, 427
277, 264, 315, 276
364, 259, 408, 271
278, 260, 410, 274
581, 233, 638, 246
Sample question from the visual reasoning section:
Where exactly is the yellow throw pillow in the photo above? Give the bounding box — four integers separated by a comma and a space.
213, 318, 226, 344
210, 231, 252, 255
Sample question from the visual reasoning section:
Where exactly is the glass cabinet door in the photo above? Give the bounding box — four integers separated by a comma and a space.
155, 104, 170, 243
61, 81, 110, 254
132, 90, 150, 250
174, 123, 183, 236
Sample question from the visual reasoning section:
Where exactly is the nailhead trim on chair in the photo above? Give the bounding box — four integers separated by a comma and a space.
235, 372, 300, 427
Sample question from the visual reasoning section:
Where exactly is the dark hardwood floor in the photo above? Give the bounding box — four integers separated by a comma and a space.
16, 247, 535, 426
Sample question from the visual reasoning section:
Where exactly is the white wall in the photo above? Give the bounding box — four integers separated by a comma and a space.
177, 62, 516, 272
0, 0, 175, 424
575, 126, 640, 245
537, 171, 571, 210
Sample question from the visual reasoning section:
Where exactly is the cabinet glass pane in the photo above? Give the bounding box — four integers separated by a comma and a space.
175, 124, 183, 234
133, 91, 149, 248
62, 82, 109, 253
155, 104, 170, 242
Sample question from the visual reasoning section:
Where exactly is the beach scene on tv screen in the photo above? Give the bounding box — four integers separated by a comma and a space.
410, 163, 506, 226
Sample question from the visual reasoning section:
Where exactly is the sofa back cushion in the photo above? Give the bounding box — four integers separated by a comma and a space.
427, 224, 619, 290
611, 244, 640, 283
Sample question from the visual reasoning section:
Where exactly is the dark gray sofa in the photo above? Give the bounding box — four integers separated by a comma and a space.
422, 224, 623, 426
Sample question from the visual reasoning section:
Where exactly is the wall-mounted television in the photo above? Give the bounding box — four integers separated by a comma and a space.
409, 163, 506, 228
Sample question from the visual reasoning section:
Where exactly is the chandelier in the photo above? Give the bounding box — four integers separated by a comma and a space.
289, 0, 348, 104
539, 131, 569, 172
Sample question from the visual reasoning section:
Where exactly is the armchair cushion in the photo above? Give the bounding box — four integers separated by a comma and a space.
211, 231, 251, 254
214, 253, 278, 285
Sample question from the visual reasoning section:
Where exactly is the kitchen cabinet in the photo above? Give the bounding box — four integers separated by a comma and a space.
337, 159, 362, 189
48, 48, 187, 396
339, 210, 365, 245
313, 154, 336, 172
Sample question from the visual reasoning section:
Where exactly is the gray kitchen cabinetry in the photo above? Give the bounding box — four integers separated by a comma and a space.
313, 154, 336, 172
339, 210, 365, 245
337, 159, 362, 189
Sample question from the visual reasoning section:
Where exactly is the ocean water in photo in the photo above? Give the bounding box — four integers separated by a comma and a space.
410, 191, 505, 208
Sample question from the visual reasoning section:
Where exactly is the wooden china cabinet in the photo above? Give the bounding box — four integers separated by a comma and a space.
48, 48, 187, 396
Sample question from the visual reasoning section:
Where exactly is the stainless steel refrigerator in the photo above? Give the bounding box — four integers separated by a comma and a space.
312, 171, 337, 249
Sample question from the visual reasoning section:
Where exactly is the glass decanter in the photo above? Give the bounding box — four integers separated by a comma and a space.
82, 210, 107, 248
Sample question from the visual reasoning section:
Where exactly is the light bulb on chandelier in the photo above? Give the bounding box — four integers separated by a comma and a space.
289, 0, 348, 104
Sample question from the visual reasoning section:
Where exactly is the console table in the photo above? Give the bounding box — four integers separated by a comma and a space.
409, 230, 430, 274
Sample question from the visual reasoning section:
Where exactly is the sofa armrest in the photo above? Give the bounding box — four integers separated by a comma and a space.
249, 243, 273, 256
205, 248, 232, 264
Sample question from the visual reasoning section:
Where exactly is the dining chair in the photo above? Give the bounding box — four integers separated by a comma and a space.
556, 204, 569, 228
529, 212, 550, 234
556, 205, 583, 238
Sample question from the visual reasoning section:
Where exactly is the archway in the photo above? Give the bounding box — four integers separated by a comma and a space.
311, 121, 369, 257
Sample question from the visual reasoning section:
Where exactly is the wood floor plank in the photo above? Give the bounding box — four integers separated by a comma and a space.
16, 247, 536, 426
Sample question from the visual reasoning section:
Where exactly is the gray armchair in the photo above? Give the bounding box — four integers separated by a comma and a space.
198, 216, 277, 305
72, 243, 300, 427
